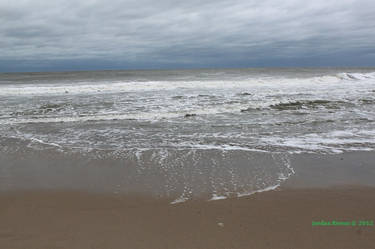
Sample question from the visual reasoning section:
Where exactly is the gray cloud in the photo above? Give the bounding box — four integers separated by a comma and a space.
0, 0, 375, 71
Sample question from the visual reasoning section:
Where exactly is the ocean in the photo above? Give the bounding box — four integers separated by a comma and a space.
1, 68, 374, 202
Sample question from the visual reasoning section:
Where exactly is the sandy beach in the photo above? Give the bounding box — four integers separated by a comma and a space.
0, 186, 374, 249
1, 151, 375, 249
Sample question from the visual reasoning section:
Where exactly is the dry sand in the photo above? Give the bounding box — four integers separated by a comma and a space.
1, 186, 375, 249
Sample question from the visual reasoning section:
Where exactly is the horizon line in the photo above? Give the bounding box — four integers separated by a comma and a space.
2, 65, 375, 74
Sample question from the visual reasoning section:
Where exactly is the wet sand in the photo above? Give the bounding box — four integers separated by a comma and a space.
1, 151, 375, 248
1, 187, 375, 249
285, 151, 375, 188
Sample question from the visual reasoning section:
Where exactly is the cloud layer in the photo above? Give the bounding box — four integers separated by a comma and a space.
1, 0, 375, 71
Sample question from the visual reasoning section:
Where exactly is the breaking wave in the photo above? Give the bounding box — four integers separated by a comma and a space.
1, 71, 375, 96
1, 68, 375, 202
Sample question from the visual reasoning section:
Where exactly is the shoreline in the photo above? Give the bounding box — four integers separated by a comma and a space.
1, 186, 375, 249
2, 149, 375, 198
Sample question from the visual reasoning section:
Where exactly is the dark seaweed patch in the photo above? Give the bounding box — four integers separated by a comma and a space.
270, 100, 348, 111
237, 92, 252, 96
359, 99, 375, 105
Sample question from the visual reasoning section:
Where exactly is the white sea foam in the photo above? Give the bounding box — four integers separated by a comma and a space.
0, 103, 249, 125
336, 72, 375, 80
170, 196, 189, 204
260, 129, 375, 153
209, 194, 228, 201
29, 137, 62, 148
237, 184, 281, 198
1, 72, 374, 96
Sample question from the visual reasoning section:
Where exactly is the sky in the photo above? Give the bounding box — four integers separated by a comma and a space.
1, 0, 375, 72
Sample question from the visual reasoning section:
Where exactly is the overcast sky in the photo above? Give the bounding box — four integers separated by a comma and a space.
1, 0, 375, 72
